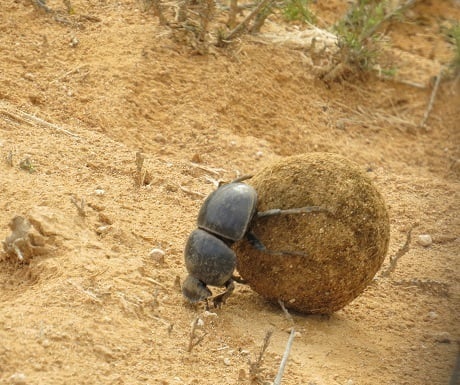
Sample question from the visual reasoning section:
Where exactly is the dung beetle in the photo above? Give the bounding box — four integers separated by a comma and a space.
182, 176, 326, 308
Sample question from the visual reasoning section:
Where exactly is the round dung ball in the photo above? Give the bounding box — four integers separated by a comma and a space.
234, 152, 390, 314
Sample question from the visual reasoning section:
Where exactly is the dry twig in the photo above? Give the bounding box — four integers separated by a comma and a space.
70, 196, 86, 217
189, 162, 226, 176
135, 152, 147, 187
278, 300, 294, 326
274, 328, 296, 385
187, 317, 206, 352
419, 70, 443, 129
0, 102, 80, 139
380, 225, 413, 278
221, 0, 275, 44
249, 330, 273, 382
179, 185, 206, 199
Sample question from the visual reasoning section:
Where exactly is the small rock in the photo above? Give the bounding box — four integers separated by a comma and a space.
96, 225, 112, 235
223, 357, 231, 366
149, 248, 165, 264
417, 234, 432, 247
70, 36, 79, 47
94, 189, 105, 196
8, 373, 27, 384
427, 311, 438, 320
434, 332, 452, 344
23, 72, 34, 81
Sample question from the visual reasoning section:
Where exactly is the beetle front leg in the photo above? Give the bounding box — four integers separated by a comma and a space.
212, 279, 235, 308
256, 205, 328, 218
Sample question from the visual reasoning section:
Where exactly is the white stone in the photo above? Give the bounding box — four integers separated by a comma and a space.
418, 234, 432, 247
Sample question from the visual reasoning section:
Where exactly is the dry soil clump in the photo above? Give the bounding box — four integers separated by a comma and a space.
234, 152, 390, 314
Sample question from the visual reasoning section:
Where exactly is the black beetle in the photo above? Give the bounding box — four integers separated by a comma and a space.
182, 176, 326, 307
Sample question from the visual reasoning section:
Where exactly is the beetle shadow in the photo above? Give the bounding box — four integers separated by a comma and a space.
228, 287, 350, 325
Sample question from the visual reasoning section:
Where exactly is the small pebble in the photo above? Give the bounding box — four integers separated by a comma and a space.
8, 373, 27, 385
427, 311, 438, 320
94, 189, 105, 196
434, 332, 452, 343
417, 234, 432, 247
96, 225, 111, 235
149, 248, 165, 264
191, 318, 204, 328
223, 357, 231, 366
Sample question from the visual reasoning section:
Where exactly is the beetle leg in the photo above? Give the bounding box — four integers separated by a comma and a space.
182, 275, 213, 303
232, 274, 248, 285
246, 231, 308, 257
212, 279, 235, 308
256, 205, 328, 218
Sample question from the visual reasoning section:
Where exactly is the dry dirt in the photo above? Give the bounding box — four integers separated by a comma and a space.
0, 1, 459, 384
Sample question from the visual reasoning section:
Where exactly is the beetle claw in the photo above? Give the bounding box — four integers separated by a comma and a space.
212, 279, 235, 308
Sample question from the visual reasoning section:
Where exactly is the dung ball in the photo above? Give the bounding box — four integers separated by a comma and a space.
234, 153, 390, 314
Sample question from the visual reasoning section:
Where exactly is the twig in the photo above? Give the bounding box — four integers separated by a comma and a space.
222, 0, 275, 43
278, 300, 294, 326
135, 152, 147, 187
249, 330, 273, 381
380, 226, 413, 278
144, 277, 170, 290
12, 243, 25, 262
187, 317, 206, 352
419, 70, 443, 129
50, 64, 89, 84
274, 328, 296, 385
33, 0, 52, 12
0, 102, 80, 139
67, 279, 102, 303
179, 185, 206, 198
70, 196, 86, 217
189, 162, 226, 176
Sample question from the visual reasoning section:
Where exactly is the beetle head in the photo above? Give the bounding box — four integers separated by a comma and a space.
182, 275, 212, 303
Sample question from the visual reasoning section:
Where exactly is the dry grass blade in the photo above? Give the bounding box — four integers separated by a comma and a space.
274, 328, 296, 385
187, 317, 207, 352
249, 330, 273, 383
0, 101, 80, 139
419, 70, 443, 129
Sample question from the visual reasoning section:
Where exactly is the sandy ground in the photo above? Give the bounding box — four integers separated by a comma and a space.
0, 0, 459, 384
